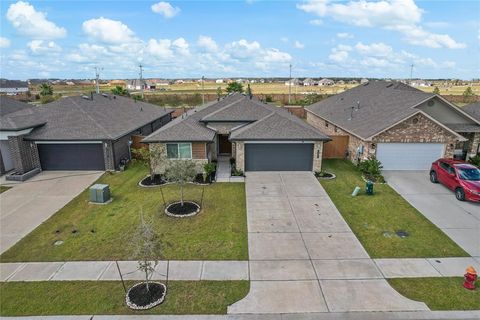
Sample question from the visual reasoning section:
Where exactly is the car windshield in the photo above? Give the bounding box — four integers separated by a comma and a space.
457, 168, 480, 181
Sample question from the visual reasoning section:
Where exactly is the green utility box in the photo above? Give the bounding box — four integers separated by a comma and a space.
366, 180, 374, 195
90, 184, 111, 203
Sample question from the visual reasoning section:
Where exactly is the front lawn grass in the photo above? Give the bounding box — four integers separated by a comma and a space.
388, 277, 479, 310
319, 160, 467, 258
0, 280, 249, 316
0, 163, 248, 262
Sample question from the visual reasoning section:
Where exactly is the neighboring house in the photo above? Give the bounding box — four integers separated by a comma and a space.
318, 78, 335, 86
0, 79, 29, 95
215, 79, 224, 84
143, 93, 330, 173
285, 79, 299, 86
360, 78, 369, 84
411, 80, 432, 87
305, 81, 480, 170
126, 79, 145, 90
145, 81, 156, 90
0, 95, 172, 179
462, 102, 480, 156
303, 78, 316, 86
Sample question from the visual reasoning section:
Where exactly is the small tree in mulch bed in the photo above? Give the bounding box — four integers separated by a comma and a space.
165, 160, 197, 206
133, 146, 166, 184
126, 212, 166, 310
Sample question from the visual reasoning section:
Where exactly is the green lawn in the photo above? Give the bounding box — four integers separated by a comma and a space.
0, 280, 249, 316
0, 186, 11, 194
0, 164, 248, 262
389, 278, 480, 310
319, 160, 467, 258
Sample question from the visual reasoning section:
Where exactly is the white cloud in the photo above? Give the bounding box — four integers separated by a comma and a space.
151, 2, 180, 18
336, 32, 353, 39
172, 38, 190, 56
27, 40, 62, 54
354, 42, 393, 57
197, 35, 218, 52
329, 44, 350, 63
298, 0, 465, 49
82, 17, 137, 44
0, 37, 11, 48
6, 1, 66, 39
226, 39, 262, 60
145, 39, 174, 59
263, 49, 292, 63
309, 19, 323, 26
280, 37, 289, 43
294, 41, 305, 49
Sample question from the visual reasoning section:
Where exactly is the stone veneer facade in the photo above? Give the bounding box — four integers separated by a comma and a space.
306, 110, 459, 162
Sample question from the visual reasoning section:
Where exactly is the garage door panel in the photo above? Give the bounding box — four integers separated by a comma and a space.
376, 143, 444, 170
245, 143, 313, 171
38, 144, 105, 170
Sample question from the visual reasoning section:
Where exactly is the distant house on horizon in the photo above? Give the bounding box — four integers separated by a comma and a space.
126, 79, 145, 91
360, 78, 369, 84
0, 79, 29, 95
318, 78, 335, 86
303, 78, 316, 86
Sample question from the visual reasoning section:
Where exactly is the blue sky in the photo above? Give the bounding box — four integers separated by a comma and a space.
1, 0, 479, 80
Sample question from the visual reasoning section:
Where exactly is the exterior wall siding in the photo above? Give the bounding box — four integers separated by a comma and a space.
192, 142, 206, 159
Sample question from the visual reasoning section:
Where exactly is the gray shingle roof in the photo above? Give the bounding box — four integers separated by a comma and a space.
305, 81, 434, 139
0, 97, 46, 131
463, 103, 480, 121
144, 92, 329, 142
22, 94, 171, 141
230, 109, 330, 141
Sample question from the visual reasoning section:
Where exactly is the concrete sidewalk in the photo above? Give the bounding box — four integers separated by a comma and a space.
228, 172, 429, 314
0, 171, 103, 254
2, 311, 480, 320
0, 260, 249, 282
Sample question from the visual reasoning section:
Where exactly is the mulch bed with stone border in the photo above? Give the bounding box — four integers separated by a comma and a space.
165, 201, 201, 218
126, 282, 166, 310
139, 175, 169, 187
314, 171, 336, 180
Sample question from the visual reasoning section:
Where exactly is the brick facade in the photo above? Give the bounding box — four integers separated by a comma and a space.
150, 142, 208, 174
7, 135, 41, 174
466, 132, 480, 158
307, 110, 459, 162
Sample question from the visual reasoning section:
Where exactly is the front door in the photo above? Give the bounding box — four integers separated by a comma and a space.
218, 135, 232, 155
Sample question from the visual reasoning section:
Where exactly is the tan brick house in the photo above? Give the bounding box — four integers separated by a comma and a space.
143, 93, 330, 174
305, 81, 480, 170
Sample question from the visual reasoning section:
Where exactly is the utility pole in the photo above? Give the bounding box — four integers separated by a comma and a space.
94, 67, 102, 94
288, 64, 292, 104
139, 64, 144, 99
410, 63, 414, 84
201, 76, 205, 105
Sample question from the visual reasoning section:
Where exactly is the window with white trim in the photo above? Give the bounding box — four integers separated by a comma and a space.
166, 143, 192, 159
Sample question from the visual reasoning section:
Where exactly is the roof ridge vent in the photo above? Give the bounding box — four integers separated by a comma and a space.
102, 93, 109, 98
386, 83, 393, 88
81, 95, 90, 100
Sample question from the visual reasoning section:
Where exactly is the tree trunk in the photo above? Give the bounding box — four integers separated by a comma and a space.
180, 183, 184, 206
144, 260, 150, 292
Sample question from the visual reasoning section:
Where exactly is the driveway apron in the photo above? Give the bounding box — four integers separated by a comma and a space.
228, 172, 428, 314
0, 171, 103, 254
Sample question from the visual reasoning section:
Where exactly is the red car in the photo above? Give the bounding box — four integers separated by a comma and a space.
430, 159, 480, 202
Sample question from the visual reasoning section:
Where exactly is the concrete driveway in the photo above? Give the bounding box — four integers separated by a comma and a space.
383, 171, 480, 258
0, 171, 103, 254
228, 172, 427, 314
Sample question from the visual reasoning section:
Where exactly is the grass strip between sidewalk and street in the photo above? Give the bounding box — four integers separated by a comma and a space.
0, 280, 249, 316
319, 160, 468, 258
388, 277, 479, 310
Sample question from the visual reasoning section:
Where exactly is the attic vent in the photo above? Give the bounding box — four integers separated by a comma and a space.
386, 83, 393, 88
427, 100, 435, 107
81, 95, 90, 100
102, 93, 109, 98
412, 117, 419, 124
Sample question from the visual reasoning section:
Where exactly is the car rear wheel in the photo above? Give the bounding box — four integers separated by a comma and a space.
430, 171, 438, 183
455, 188, 465, 201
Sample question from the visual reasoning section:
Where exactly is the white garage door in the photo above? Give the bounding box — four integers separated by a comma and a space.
376, 143, 445, 170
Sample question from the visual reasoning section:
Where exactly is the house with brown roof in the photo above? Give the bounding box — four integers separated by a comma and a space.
305, 81, 480, 170
143, 93, 330, 173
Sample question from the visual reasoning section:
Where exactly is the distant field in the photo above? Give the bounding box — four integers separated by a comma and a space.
29, 81, 480, 100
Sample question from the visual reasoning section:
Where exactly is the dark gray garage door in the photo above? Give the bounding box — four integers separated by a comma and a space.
245, 143, 313, 171
38, 143, 105, 170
